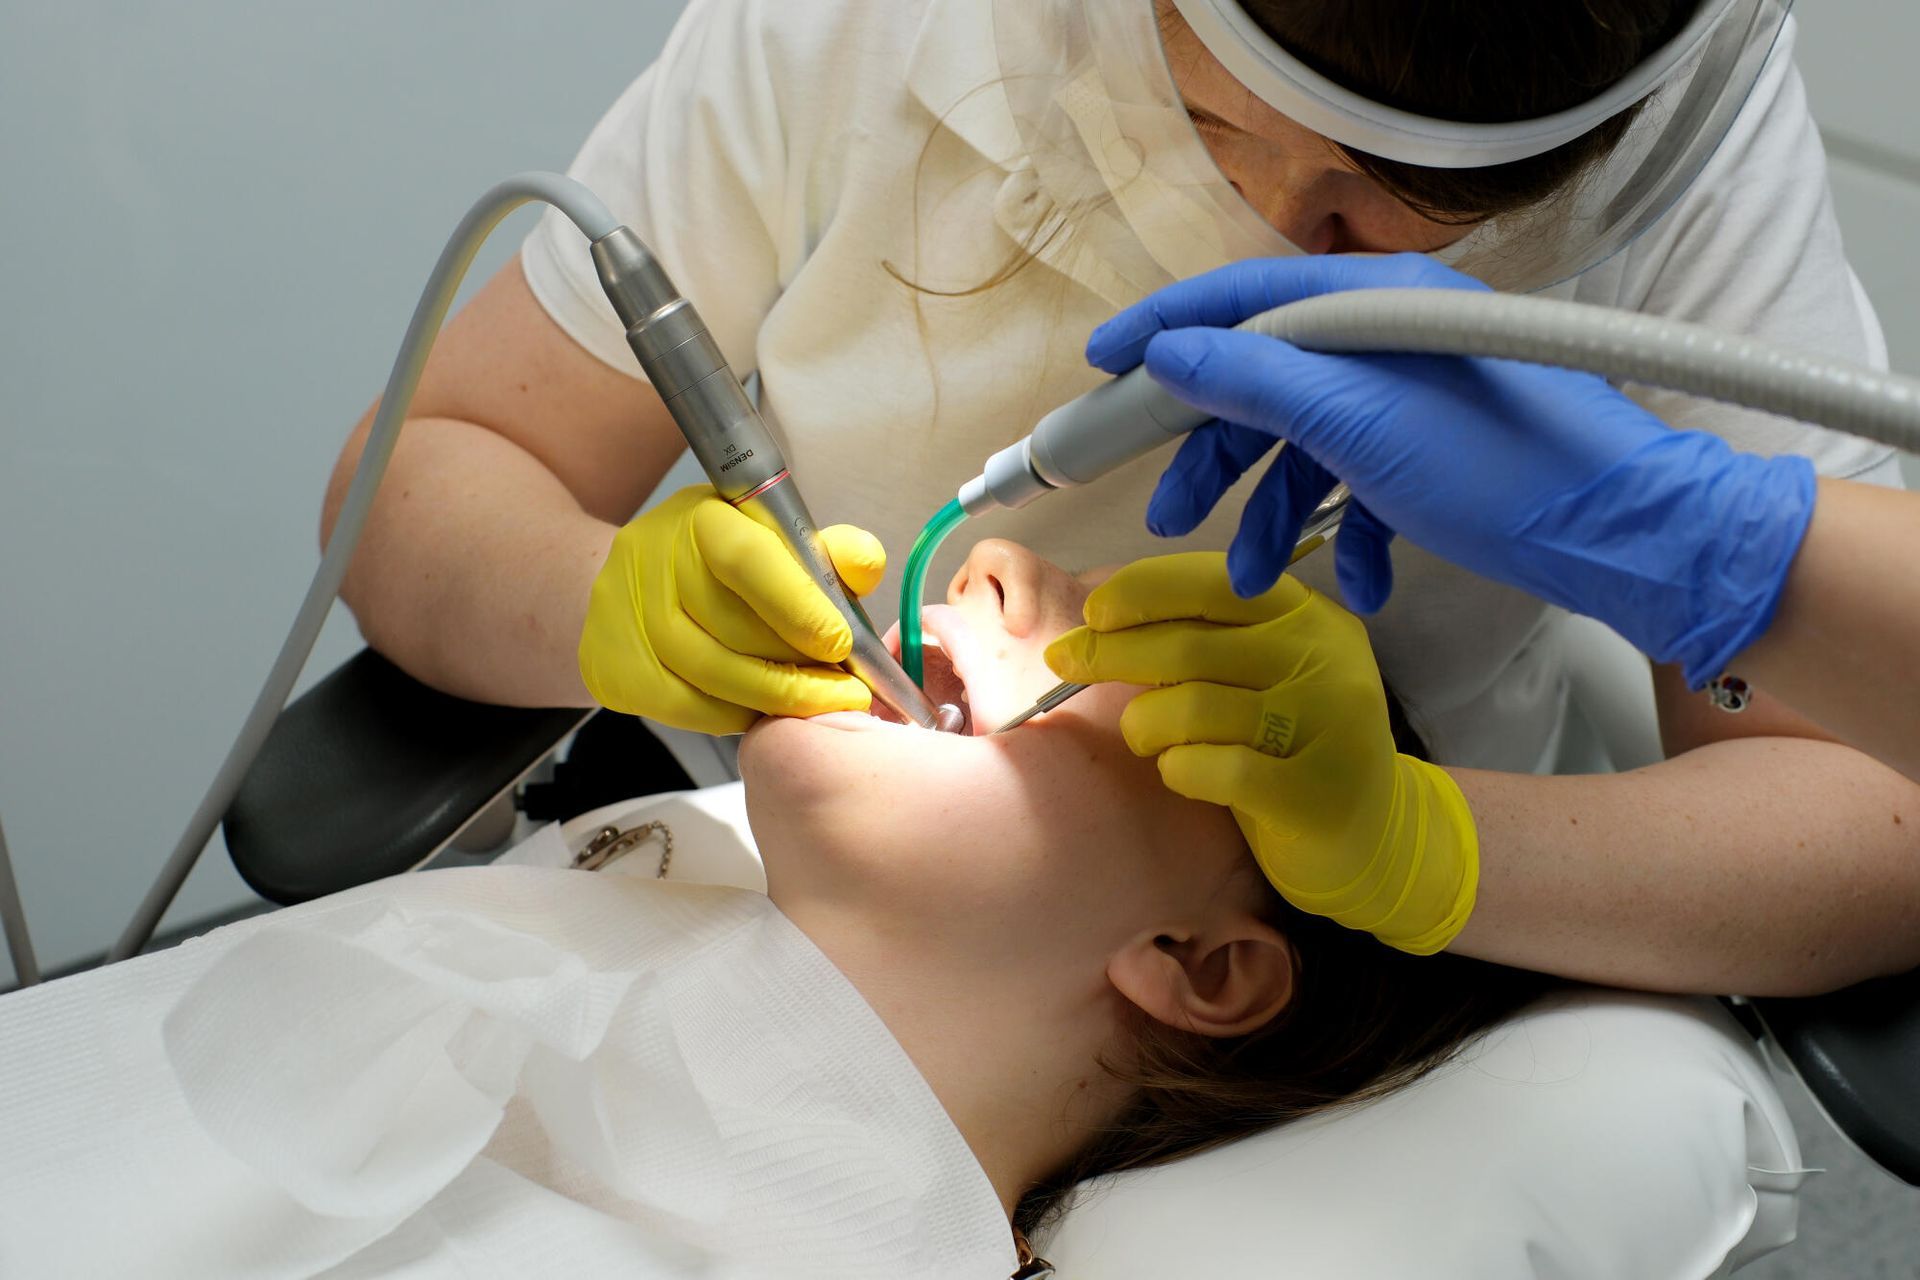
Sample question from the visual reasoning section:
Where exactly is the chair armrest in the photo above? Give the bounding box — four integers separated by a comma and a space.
1749, 968, 1920, 1185
223, 648, 589, 904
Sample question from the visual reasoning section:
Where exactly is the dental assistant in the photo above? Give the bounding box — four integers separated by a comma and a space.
1066, 253, 1920, 785
325, 0, 1920, 994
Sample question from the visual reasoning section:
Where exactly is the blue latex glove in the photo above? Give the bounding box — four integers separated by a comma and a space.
1085, 253, 1817, 688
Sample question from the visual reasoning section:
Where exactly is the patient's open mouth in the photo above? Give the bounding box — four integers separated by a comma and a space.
803, 607, 994, 736
867, 615, 972, 731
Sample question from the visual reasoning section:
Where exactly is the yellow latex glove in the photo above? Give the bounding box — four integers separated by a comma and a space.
1045, 552, 1476, 955
579, 485, 886, 734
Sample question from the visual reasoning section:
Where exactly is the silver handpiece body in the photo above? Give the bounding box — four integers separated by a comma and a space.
591, 228, 961, 733
958, 355, 1350, 575
960, 282, 1920, 517
959, 366, 1204, 515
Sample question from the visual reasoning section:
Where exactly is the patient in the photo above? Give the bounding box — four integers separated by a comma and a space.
0, 540, 1552, 1278
743, 537, 1553, 1239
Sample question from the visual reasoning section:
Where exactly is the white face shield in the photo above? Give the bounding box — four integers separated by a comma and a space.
989, 0, 1792, 293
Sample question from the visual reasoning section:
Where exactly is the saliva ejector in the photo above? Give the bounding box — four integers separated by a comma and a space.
956, 287, 1920, 520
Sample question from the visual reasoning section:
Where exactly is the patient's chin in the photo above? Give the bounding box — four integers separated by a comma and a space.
738, 712, 873, 801
738, 642, 971, 790
736, 715, 798, 794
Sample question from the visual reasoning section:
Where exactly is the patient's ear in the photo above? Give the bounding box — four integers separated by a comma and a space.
1108, 913, 1295, 1038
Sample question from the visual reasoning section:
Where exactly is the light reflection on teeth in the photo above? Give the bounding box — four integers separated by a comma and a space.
875, 607, 983, 733
914, 638, 971, 731
918, 605, 989, 735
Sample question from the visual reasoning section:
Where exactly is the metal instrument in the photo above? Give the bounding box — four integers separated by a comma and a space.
991, 499, 1348, 734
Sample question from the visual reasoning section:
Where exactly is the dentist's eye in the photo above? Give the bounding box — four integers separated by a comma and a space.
1187, 108, 1231, 137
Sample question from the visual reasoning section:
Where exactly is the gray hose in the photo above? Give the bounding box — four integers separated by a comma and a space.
0, 816, 39, 987
968, 282, 1920, 519
105, 172, 616, 964
1253, 288, 1920, 455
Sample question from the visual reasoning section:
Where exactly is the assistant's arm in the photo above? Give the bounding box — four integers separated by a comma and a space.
1448, 732, 1920, 995
1050, 553, 1920, 995
1452, 643, 1920, 993
323, 258, 686, 708
1725, 478, 1920, 781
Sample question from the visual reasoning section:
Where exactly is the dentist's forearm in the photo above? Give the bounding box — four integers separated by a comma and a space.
1445, 738, 1920, 995
324, 413, 614, 708
1733, 478, 1920, 782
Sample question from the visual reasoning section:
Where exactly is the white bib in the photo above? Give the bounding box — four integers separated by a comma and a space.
0, 867, 1014, 1279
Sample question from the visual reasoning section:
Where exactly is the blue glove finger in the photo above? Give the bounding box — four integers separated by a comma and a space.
1228, 445, 1339, 598
1142, 326, 1357, 464
1086, 253, 1479, 374
1146, 421, 1280, 538
1332, 499, 1397, 615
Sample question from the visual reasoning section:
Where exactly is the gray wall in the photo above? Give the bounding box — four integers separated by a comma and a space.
1798, 5, 1920, 491
0, 1, 686, 976
1744, 14, 1920, 1278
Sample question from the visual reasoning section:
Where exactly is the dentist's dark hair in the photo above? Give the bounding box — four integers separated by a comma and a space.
1236, 0, 1698, 221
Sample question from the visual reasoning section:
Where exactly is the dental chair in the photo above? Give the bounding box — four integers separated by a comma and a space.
221, 619, 1920, 1272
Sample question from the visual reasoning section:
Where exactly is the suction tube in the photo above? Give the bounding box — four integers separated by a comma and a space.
899, 498, 970, 687
958, 288, 1920, 516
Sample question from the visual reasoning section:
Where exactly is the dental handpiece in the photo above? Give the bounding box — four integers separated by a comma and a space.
590, 228, 965, 734
956, 286, 1920, 519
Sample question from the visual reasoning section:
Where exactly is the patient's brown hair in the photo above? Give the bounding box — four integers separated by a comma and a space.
1015, 699, 1560, 1234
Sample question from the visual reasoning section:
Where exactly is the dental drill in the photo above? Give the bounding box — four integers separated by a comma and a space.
102, 171, 955, 968
590, 230, 963, 735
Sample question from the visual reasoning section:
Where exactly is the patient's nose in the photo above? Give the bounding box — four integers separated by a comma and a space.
948, 539, 1043, 637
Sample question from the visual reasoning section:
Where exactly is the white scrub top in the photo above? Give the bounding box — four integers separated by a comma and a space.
522, 0, 1898, 772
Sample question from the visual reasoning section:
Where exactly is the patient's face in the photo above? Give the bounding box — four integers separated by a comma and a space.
741, 539, 1257, 960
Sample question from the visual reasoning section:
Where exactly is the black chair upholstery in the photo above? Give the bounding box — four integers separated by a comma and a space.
1750, 969, 1920, 1186
223, 648, 588, 904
